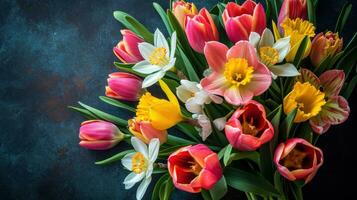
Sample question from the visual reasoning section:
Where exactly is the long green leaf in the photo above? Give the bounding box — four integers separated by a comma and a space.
334, 2, 352, 34
177, 46, 200, 82
229, 151, 260, 166
114, 62, 145, 77
153, 3, 173, 35
223, 144, 233, 166
167, 135, 195, 146
95, 150, 134, 165
99, 96, 136, 112
152, 173, 170, 200
337, 46, 357, 80
201, 190, 213, 200
307, 0, 316, 25
269, 105, 282, 152
281, 108, 297, 140
343, 74, 357, 99
225, 168, 279, 196
68, 106, 97, 119
159, 179, 174, 200
293, 36, 309, 67
274, 171, 287, 200
209, 176, 228, 200
296, 122, 313, 143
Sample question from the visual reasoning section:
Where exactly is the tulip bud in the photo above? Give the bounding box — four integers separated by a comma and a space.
128, 118, 167, 144
172, 0, 198, 29
79, 120, 124, 150
274, 138, 323, 183
113, 29, 144, 63
222, 0, 266, 43
310, 31, 343, 67
185, 8, 219, 53
105, 72, 143, 101
168, 144, 223, 193
278, 0, 307, 28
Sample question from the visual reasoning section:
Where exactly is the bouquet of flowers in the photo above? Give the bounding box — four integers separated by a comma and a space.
70, 0, 357, 199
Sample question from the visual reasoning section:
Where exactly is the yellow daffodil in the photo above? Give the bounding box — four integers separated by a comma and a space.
136, 80, 182, 130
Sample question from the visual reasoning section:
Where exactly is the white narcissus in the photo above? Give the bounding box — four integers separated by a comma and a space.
193, 114, 212, 141
121, 137, 160, 200
249, 28, 300, 79
176, 80, 223, 114
133, 29, 177, 88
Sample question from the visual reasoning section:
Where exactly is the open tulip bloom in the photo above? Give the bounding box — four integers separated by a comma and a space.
71, 0, 357, 199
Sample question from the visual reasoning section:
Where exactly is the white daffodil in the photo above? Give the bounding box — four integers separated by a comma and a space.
121, 137, 160, 200
176, 80, 223, 114
133, 29, 177, 88
192, 114, 212, 141
249, 28, 300, 79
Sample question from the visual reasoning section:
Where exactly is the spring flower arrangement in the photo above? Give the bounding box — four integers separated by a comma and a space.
71, 0, 357, 199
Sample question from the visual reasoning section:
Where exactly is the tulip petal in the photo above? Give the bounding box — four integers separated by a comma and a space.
297, 68, 320, 88
252, 3, 266, 35
131, 137, 148, 158
269, 63, 300, 77
141, 70, 165, 88
188, 144, 214, 167
319, 70, 345, 97
79, 140, 118, 150
139, 122, 167, 144
132, 61, 161, 74
204, 41, 228, 72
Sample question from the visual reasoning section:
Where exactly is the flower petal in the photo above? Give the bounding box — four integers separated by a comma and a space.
227, 41, 258, 67
249, 32, 261, 48
154, 29, 169, 56
123, 172, 145, 189
297, 68, 320, 88
224, 86, 254, 105
273, 36, 291, 62
170, 32, 177, 59
138, 42, 155, 61
161, 57, 176, 72
204, 41, 228, 72
259, 28, 274, 47
131, 137, 148, 158
200, 72, 229, 96
148, 138, 160, 163
319, 70, 345, 97
132, 61, 161, 74
136, 177, 151, 200
141, 70, 165, 88
159, 80, 180, 110
186, 98, 203, 114
269, 63, 300, 77
121, 152, 136, 171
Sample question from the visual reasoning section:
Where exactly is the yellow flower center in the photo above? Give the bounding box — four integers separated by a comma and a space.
281, 18, 316, 38
149, 47, 168, 66
282, 146, 309, 170
131, 152, 148, 174
284, 82, 326, 123
189, 161, 203, 176
224, 58, 254, 87
259, 46, 279, 66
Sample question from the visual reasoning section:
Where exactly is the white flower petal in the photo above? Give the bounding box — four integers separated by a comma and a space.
121, 152, 136, 171
123, 172, 145, 189
170, 32, 177, 59
162, 57, 176, 72
146, 164, 153, 179
138, 42, 155, 61
181, 80, 200, 93
273, 36, 291, 62
176, 85, 193, 103
131, 137, 148, 158
209, 94, 224, 104
132, 62, 161, 74
154, 29, 169, 57
148, 138, 160, 163
213, 117, 226, 131
269, 63, 300, 77
136, 177, 152, 200
141, 70, 165, 88
249, 32, 261, 48
259, 28, 274, 48
185, 98, 203, 114
194, 90, 210, 105
197, 114, 212, 141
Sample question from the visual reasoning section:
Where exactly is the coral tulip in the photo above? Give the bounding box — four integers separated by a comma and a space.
172, 0, 198, 28
168, 144, 223, 193
222, 0, 266, 43
105, 72, 143, 101
225, 100, 274, 151
128, 118, 167, 144
278, 0, 307, 28
79, 120, 124, 150
113, 29, 144, 63
274, 138, 323, 183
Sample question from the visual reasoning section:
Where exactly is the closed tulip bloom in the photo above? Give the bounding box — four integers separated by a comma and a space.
278, 0, 307, 28
105, 72, 143, 101
79, 120, 124, 150
310, 31, 343, 67
128, 118, 167, 144
168, 144, 223, 193
225, 100, 274, 151
222, 0, 266, 43
274, 138, 323, 183
185, 8, 219, 53
113, 30, 144, 63
172, 0, 198, 28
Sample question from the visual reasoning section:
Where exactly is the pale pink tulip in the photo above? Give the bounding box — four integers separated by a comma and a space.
113, 29, 144, 63
105, 72, 143, 101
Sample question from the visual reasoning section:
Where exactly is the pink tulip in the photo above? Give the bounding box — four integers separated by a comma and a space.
278, 0, 307, 28
113, 29, 144, 63
79, 120, 124, 150
185, 8, 219, 53
105, 72, 143, 101
225, 100, 274, 151
274, 138, 323, 183
201, 41, 272, 105
128, 118, 167, 144
222, 0, 266, 43
172, 0, 198, 29
310, 32, 343, 67
168, 144, 223, 193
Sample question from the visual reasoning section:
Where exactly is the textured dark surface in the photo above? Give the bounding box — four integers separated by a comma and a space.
0, 0, 356, 199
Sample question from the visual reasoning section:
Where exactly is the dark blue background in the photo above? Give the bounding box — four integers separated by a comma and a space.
1, 0, 356, 199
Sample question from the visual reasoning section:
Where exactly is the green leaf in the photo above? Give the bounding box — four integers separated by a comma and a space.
218, 145, 228, 160
152, 168, 167, 174
153, 3, 173, 35
176, 122, 201, 143
289, 182, 303, 200
159, 178, 174, 200
159, 145, 183, 157
225, 168, 279, 196
152, 173, 170, 200
269, 105, 282, 152
223, 144, 233, 166
296, 122, 313, 143
342, 74, 357, 99
95, 150, 134, 165
344, 32, 357, 53
293, 36, 309, 67
78, 102, 128, 127
307, 0, 316, 25
113, 11, 153, 43
229, 151, 260, 166
167, 135, 195, 146
337, 46, 357, 80
209, 176, 228, 200
274, 171, 287, 200
260, 143, 274, 182
177, 46, 200, 82
280, 108, 297, 140
99, 96, 136, 112
334, 2, 352, 34
114, 62, 144, 77
201, 190, 213, 200
68, 106, 97, 119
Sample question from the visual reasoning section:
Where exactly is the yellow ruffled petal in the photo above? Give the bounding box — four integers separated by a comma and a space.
149, 102, 182, 130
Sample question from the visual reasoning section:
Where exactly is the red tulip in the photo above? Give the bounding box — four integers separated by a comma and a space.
278, 0, 307, 28
113, 29, 144, 63
168, 144, 223, 193
128, 118, 167, 144
105, 72, 143, 101
225, 100, 274, 151
222, 0, 266, 43
79, 120, 124, 150
274, 138, 323, 183
185, 8, 219, 53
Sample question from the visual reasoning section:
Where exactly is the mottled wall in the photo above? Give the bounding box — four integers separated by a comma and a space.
0, 0, 356, 199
